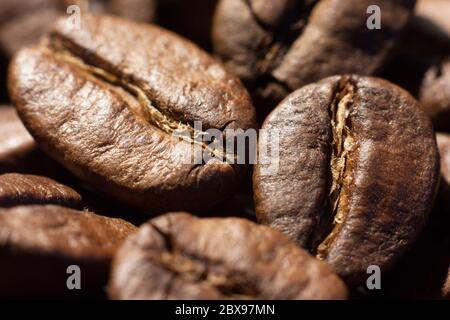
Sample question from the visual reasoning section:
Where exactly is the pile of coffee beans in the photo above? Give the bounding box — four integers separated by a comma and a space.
0, 0, 449, 300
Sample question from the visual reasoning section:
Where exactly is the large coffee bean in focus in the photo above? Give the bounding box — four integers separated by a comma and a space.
253, 75, 439, 284
8, 14, 256, 213
213, 0, 416, 109
108, 212, 348, 300
0, 205, 136, 298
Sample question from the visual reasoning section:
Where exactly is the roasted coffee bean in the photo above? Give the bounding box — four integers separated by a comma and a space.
108, 212, 348, 300
0, 173, 82, 208
0, 205, 136, 298
419, 59, 450, 131
253, 75, 439, 284
9, 14, 256, 213
213, 0, 416, 109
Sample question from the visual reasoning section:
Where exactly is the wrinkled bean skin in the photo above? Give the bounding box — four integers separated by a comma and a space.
8, 14, 257, 214
0, 205, 136, 298
213, 0, 416, 109
108, 212, 348, 300
253, 75, 439, 284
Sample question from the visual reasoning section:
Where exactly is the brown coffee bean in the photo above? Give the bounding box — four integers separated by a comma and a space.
0, 205, 136, 298
213, 0, 415, 109
253, 75, 439, 284
419, 59, 450, 131
108, 212, 348, 300
0, 173, 82, 208
9, 14, 256, 213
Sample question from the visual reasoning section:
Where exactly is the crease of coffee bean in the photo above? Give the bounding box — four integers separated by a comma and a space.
309, 77, 356, 259
44, 35, 236, 164
244, 0, 318, 85
148, 223, 259, 299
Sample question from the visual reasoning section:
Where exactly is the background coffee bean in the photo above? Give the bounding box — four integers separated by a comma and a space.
108, 212, 348, 300
0, 173, 82, 208
253, 75, 439, 285
0, 205, 136, 298
213, 0, 416, 113
9, 14, 256, 214
382, 0, 450, 131
419, 59, 450, 131
0, 0, 157, 103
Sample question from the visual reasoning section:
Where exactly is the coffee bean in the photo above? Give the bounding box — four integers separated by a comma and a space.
9, 14, 256, 213
108, 212, 348, 300
253, 75, 439, 284
213, 0, 416, 110
0, 173, 82, 208
419, 59, 450, 131
0, 205, 136, 298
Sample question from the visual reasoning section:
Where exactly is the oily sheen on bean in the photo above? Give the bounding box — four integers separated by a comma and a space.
8, 14, 257, 213
253, 75, 440, 284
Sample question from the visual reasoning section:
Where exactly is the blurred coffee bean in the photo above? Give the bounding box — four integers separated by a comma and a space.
419, 60, 450, 131
213, 0, 416, 113
0, 173, 82, 208
382, 0, 450, 112
108, 212, 348, 300
0, 0, 157, 103
0, 205, 136, 298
